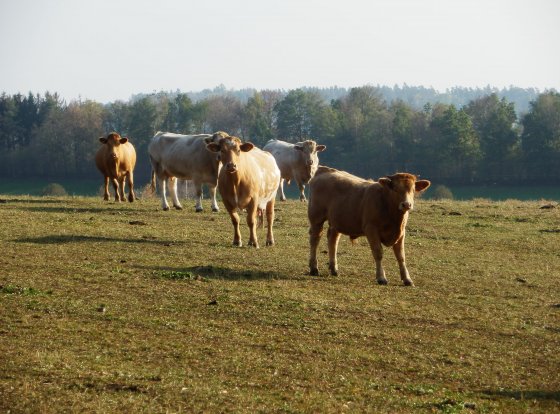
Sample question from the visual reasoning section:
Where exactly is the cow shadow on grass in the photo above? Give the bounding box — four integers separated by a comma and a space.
0, 198, 66, 205
15, 234, 180, 246
481, 389, 560, 402
138, 264, 298, 281
17, 206, 112, 214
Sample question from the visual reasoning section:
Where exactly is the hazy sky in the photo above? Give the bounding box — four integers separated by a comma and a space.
1, 0, 559, 103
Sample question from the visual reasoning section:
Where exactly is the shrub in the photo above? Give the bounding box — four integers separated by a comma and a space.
432, 185, 454, 200
41, 183, 67, 196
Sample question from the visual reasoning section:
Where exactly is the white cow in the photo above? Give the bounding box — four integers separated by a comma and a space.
263, 139, 326, 201
149, 131, 227, 212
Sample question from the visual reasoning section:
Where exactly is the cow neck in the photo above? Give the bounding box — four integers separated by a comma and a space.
381, 187, 408, 224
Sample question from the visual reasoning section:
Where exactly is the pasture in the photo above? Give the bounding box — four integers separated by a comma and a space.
0, 195, 559, 413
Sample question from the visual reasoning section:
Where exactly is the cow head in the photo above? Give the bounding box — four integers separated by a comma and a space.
206, 136, 254, 173
99, 132, 128, 160
204, 131, 230, 162
294, 140, 326, 179
294, 140, 326, 166
379, 173, 431, 212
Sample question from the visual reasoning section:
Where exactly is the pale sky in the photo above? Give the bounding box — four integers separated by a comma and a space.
1, 0, 559, 103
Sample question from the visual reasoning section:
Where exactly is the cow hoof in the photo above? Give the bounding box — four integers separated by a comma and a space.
309, 268, 319, 276
174, 205, 183, 210
280, 197, 287, 202
195, 208, 203, 212
266, 240, 275, 246
377, 279, 388, 285
232, 241, 242, 247
403, 279, 415, 287
211, 207, 219, 213
330, 269, 338, 276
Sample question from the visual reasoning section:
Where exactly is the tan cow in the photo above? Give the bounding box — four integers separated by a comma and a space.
263, 139, 326, 201
308, 167, 430, 286
148, 131, 228, 212
95, 132, 137, 202
206, 135, 280, 248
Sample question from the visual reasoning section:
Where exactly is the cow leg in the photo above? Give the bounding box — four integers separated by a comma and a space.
160, 176, 170, 211
111, 178, 120, 202
366, 233, 387, 285
279, 178, 287, 201
194, 181, 203, 212
209, 184, 219, 212
228, 209, 242, 247
127, 171, 135, 202
298, 181, 307, 202
308, 220, 325, 276
327, 227, 341, 276
265, 200, 275, 246
118, 177, 126, 202
103, 176, 110, 201
169, 177, 183, 210
246, 201, 259, 248
393, 236, 414, 286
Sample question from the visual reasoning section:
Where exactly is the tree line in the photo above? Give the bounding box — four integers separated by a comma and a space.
0, 86, 559, 186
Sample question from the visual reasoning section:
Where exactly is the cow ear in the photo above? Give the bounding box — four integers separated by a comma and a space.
204, 136, 214, 144
379, 177, 393, 189
119, 137, 128, 144
99, 137, 107, 143
240, 142, 254, 152
294, 145, 304, 152
206, 143, 220, 153
415, 180, 431, 192
316, 145, 326, 152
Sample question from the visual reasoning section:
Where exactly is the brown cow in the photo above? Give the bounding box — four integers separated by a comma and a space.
308, 166, 430, 286
95, 132, 137, 202
206, 135, 280, 248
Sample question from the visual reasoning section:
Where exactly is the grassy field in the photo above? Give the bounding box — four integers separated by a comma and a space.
0, 194, 559, 413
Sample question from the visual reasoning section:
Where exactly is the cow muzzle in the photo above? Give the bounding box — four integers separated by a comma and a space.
399, 201, 413, 211
225, 162, 237, 173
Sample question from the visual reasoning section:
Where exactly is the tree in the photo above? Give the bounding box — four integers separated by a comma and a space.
521, 91, 560, 181
425, 104, 481, 182
241, 92, 277, 146
465, 94, 519, 181
274, 89, 330, 141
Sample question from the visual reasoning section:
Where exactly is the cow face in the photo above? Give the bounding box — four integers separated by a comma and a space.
99, 132, 128, 160
379, 173, 431, 212
294, 141, 326, 167
206, 137, 254, 173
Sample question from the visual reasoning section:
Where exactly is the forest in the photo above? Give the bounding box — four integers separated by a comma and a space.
0, 85, 559, 186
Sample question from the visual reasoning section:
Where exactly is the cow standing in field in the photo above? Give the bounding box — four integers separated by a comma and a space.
148, 131, 228, 212
206, 135, 280, 248
308, 167, 430, 286
95, 132, 137, 202
263, 139, 326, 201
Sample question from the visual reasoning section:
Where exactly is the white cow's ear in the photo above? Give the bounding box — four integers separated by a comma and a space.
119, 137, 128, 144
294, 145, 304, 151
240, 142, 254, 152
206, 143, 220, 153
99, 137, 108, 143
415, 180, 431, 192
379, 177, 393, 189
316, 145, 326, 152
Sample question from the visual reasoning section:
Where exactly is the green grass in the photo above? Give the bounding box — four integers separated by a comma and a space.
0, 195, 559, 413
